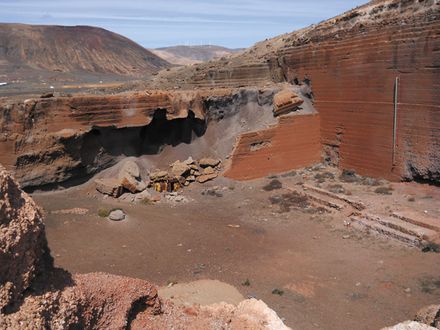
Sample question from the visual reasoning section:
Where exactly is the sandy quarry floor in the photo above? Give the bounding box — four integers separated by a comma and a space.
32, 166, 440, 330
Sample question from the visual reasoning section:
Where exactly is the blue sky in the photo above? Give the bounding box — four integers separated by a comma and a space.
0, 0, 367, 48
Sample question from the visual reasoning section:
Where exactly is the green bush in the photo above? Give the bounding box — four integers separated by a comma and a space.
98, 208, 110, 218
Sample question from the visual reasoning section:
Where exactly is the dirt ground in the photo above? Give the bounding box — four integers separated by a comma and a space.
32, 166, 440, 330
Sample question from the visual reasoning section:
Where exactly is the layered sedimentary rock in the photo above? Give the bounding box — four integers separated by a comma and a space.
153, 0, 440, 183
225, 114, 321, 180
0, 90, 207, 188
277, 1, 440, 182
0, 87, 284, 188
273, 89, 304, 116
2, 0, 439, 186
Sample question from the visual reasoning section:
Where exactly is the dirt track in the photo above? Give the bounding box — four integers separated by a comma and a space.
33, 168, 440, 330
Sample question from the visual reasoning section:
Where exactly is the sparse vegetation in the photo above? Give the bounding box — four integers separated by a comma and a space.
263, 179, 282, 191
242, 279, 251, 287
339, 169, 359, 183
269, 192, 309, 213
281, 171, 296, 178
314, 172, 335, 183
141, 197, 154, 205
100, 207, 124, 217
98, 208, 110, 218
422, 243, 440, 253
419, 276, 440, 294
374, 186, 393, 195
272, 288, 284, 296
361, 177, 382, 186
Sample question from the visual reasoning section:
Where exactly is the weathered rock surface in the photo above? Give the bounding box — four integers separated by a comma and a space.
132, 298, 291, 329
225, 114, 321, 180
197, 173, 218, 183
0, 90, 207, 189
199, 158, 221, 168
108, 209, 126, 221
151, 0, 440, 183
381, 321, 437, 330
273, 89, 304, 117
150, 170, 169, 181
95, 178, 124, 198
118, 160, 146, 193
0, 165, 51, 312
170, 161, 191, 177
203, 166, 215, 175
415, 305, 440, 328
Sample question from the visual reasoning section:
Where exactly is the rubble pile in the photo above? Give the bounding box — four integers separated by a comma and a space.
93, 158, 222, 203
149, 157, 222, 192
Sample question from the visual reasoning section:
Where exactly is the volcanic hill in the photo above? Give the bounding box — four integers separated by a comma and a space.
0, 23, 169, 78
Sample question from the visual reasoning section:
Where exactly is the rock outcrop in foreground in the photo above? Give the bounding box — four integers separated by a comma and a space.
0, 165, 50, 312
0, 165, 290, 329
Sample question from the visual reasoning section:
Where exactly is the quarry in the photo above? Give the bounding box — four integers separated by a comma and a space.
0, 0, 439, 329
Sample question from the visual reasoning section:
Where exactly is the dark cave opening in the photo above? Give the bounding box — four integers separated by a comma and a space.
25, 110, 206, 192
81, 109, 206, 159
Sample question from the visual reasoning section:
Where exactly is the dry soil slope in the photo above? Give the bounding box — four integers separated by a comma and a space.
0, 23, 169, 77
150, 45, 242, 65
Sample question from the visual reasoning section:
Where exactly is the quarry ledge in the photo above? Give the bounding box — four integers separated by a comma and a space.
0, 86, 291, 189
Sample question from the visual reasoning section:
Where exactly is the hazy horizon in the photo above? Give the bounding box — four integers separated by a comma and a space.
0, 0, 367, 49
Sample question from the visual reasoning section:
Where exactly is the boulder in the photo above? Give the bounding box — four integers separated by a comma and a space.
119, 192, 135, 203
186, 176, 196, 182
381, 321, 436, 330
199, 158, 221, 168
95, 178, 124, 198
120, 176, 146, 194
170, 161, 191, 177
415, 305, 440, 328
108, 209, 126, 221
183, 157, 196, 165
134, 190, 153, 203
203, 166, 215, 175
118, 160, 145, 193
197, 173, 218, 183
273, 89, 304, 117
150, 170, 168, 181
119, 160, 140, 179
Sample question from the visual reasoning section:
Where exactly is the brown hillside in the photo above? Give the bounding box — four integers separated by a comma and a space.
150, 45, 243, 65
0, 23, 169, 77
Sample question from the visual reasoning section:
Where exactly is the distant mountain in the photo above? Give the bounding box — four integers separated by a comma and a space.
150, 45, 243, 66
0, 23, 170, 77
